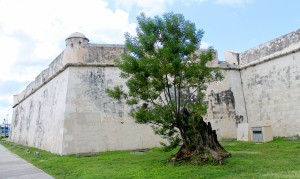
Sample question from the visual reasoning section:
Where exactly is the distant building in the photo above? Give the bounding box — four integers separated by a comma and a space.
1, 124, 10, 137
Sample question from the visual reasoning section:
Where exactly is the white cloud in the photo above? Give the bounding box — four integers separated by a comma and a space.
0, 106, 13, 124
114, 0, 174, 16
0, 0, 138, 83
0, 0, 143, 121
179, 0, 252, 7
214, 0, 253, 7
0, 95, 13, 106
200, 41, 211, 49
0, 35, 20, 78
181, 0, 206, 6
0, 94, 13, 123
0, 0, 180, 123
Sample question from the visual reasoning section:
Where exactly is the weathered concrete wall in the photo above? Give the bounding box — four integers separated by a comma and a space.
240, 51, 300, 136
217, 29, 300, 139
62, 66, 162, 154
239, 29, 300, 65
10, 69, 68, 154
10, 33, 164, 155
62, 44, 126, 65
232, 29, 300, 138
205, 67, 247, 139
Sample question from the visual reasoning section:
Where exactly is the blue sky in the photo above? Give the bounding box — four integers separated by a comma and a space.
0, 0, 299, 123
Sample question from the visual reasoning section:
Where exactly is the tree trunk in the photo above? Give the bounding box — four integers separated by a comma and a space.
173, 116, 230, 164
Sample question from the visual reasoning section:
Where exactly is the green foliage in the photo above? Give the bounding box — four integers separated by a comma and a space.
2, 140, 300, 178
107, 12, 222, 150
105, 86, 126, 101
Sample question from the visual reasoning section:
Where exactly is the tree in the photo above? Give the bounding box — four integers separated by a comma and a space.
106, 12, 230, 164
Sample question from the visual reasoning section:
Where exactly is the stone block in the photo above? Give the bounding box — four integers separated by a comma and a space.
237, 123, 250, 141
75, 152, 99, 158
251, 125, 273, 143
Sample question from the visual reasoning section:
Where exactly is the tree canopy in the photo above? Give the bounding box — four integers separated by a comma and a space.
106, 12, 229, 164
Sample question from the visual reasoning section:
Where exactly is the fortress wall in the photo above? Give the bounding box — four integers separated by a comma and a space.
12, 43, 125, 108
205, 68, 247, 139
82, 44, 126, 64
10, 68, 69, 154
239, 29, 300, 66
10, 34, 165, 155
62, 66, 163, 154
10, 30, 300, 153
240, 51, 300, 136
62, 44, 126, 65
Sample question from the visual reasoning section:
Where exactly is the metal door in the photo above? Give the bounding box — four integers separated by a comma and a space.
252, 127, 263, 142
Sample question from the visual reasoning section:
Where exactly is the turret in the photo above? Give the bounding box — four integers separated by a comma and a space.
65, 32, 89, 48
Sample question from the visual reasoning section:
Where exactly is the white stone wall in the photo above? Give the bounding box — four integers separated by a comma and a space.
62, 66, 163, 154
10, 69, 68, 154
239, 29, 300, 65
205, 69, 247, 139
240, 51, 300, 137
10, 34, 165, 155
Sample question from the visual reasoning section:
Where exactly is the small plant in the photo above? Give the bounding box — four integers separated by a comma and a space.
273, 136, 286, 141
287, 134, 300, 140
273, 135, 300, 141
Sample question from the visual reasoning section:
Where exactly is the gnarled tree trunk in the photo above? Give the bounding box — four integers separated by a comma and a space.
173, 109, 230, 164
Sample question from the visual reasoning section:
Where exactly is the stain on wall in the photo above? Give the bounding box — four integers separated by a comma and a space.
10, 70, 68, 154
241, 52, 300, 136
207, 89, 244, 126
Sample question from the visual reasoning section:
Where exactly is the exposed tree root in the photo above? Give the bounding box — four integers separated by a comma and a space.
172, 118, 230, 164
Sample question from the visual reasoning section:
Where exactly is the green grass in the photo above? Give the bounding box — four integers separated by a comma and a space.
1, 138, 300, 178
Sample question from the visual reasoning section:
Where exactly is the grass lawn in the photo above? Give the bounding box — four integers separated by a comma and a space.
1, 138, 299, 178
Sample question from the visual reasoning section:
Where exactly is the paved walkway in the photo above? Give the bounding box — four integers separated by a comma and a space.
0, 144, 53, 179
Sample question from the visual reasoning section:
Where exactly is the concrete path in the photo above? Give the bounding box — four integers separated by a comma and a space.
0, 144, 53, 179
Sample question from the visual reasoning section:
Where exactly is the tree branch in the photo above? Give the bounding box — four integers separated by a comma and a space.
173, 76, 178, 117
